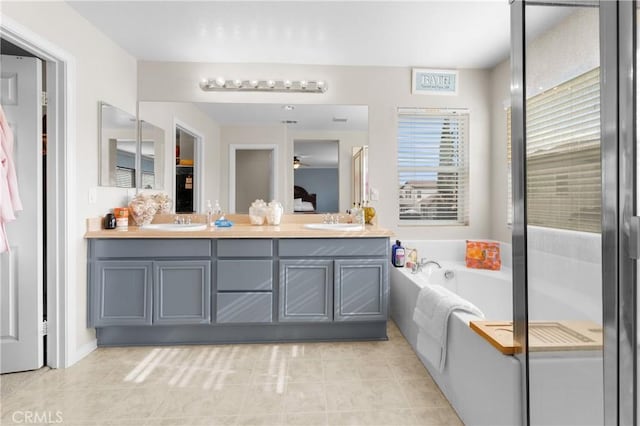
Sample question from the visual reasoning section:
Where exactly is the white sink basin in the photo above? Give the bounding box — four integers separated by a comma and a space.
303, 223, 363, 231
141, 223, 207, 232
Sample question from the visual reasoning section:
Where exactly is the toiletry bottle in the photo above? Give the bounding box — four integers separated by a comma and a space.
392, 240, 406, 267
391, 240, 400, 265
213, 200, 222, 221
395, 244, 406, 267
206, 200, 213, 227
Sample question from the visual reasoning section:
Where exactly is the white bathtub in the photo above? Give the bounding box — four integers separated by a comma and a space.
391, 238, 604, 426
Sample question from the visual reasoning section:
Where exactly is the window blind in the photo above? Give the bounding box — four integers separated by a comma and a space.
397, 108, 469, 224
507, 67, 601, 233
116, 166, 135, 188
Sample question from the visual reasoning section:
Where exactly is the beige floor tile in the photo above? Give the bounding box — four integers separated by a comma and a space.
239, 383, 286, 415
325, 381, 372, 411
386, 356, 430, 381
235, 413, 284, 426
284, 382, 326, 413
251, 357, 290, 385
0, 367, 49, 398
0, 321, 462, 425
322, 359, 361, 382
399, 378, 450, 409
286, 358, 324, 383
160, 386, 247, 417
318, 342, 361, 360
411, 407, 463, 425
284, 412, 329, 426
146, 416, 237, 426
327, 409, 418, 426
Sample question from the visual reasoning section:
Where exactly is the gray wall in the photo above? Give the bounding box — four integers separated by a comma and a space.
236, 149, 272, 213
294, 168, 339, 213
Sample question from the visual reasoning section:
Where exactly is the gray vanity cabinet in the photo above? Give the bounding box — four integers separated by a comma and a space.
279, 259, 333, 322
92, 260, 153, 326
334, 259, 388, 321
153, 261, 211, 324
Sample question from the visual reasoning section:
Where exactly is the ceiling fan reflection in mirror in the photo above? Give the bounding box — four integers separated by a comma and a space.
293, 156, 310, 169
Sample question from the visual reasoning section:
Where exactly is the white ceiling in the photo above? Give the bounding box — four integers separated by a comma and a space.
67, 1, 567, 69
294, 140, 339, 168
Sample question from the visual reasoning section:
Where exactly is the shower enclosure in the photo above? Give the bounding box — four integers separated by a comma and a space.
511, 1, 636, 424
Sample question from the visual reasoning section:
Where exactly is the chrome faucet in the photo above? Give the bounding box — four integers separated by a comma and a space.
411, 258, 442, 274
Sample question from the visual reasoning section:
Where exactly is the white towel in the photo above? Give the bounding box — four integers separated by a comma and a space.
413, 284, 484, 372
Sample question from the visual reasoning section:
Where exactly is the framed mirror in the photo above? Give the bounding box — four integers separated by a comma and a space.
99, 102, 137, 188
136, 101, 368, 213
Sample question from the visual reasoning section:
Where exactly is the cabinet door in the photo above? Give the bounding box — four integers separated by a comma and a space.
279, 260, 333, 322
334, 259, 388, 321
153, 261, 211, 325
93, 261, 153, 326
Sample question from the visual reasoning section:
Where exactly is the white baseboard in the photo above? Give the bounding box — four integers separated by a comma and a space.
66, 339, 97, 367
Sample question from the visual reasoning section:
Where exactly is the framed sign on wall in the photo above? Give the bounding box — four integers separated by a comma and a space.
412, 68, 458, 95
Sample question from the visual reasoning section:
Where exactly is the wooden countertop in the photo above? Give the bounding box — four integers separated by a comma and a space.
84, 214, 393, 239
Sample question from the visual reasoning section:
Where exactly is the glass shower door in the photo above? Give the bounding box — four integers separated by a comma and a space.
522, 3, 604, 425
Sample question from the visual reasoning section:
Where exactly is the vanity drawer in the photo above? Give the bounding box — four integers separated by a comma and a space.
92, 239, 211, 258
217, 239, 273, 258
216, 292, 272, 323
278, 238, 388, 257
217, 260, 273, 291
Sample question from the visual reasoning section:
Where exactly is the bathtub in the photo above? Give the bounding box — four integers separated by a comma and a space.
391, 238, 603, 426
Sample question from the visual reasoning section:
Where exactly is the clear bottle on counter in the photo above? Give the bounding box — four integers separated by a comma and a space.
206, 200, 213, 227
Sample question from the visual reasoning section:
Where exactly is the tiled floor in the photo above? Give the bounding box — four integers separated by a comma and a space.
0, 322, 462, 426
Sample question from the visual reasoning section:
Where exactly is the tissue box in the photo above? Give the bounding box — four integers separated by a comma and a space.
465, 240, 501, 270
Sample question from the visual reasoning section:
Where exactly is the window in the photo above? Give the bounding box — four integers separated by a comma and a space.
397, 108, 469, 224
507, 67, 601, 233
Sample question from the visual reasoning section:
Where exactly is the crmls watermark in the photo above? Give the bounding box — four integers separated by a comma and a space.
11, 410, 63, 424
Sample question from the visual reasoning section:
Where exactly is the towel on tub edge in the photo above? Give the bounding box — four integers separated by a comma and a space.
413, 284, 484, 372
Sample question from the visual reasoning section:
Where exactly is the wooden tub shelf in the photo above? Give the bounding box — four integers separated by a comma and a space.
469, 320, 603, 355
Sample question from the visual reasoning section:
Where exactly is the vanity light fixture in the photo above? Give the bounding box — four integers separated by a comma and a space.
199, 78, 328, 93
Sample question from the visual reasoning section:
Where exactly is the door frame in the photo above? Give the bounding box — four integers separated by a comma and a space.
174, 120, 204, 212
228, 144, 278, 213
0, 17, 75, 368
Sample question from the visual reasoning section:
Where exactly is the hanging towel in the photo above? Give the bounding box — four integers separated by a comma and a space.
0, 105, 23, 253
413, 284, 484, 372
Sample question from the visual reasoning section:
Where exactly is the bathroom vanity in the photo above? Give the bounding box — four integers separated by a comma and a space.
85, 222, 391, 346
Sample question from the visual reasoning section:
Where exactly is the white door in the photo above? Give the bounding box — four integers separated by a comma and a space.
0, 55, 44, 373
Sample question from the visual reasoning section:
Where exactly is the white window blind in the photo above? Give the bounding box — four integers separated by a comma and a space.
116, 167, 135, 188
507, 67, 601, 233
397, 108, 469, 224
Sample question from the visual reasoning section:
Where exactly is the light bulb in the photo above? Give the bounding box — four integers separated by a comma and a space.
233, 79, 243, 88
250, 80, 259, 88
300, 80, 308, 89
284, 80, 292, 89
267, 80, 276, 88
215, 77, 226, 87
317, 80, 325, 88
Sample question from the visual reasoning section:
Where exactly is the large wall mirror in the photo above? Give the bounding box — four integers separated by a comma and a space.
99, 102, 165, 189
136, 101, 368, 214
